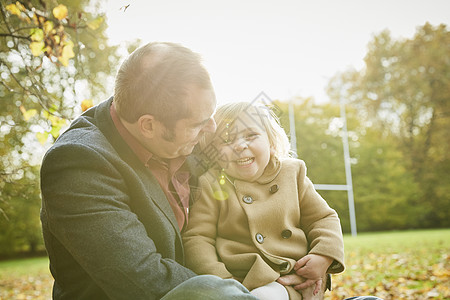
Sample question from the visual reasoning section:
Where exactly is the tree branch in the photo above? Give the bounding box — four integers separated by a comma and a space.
0, 32, 31, 40
0, 0, 13, 36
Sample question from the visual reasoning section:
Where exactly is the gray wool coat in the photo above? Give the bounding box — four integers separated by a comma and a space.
40, 97, 200, 300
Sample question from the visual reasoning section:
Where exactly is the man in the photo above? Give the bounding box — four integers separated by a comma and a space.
41, 42, 382, 300
40, 42, 256, 299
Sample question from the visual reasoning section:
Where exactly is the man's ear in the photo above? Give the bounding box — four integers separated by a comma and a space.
138, 114, 156, 138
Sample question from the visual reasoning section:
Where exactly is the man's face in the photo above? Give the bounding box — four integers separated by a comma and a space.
150, 86, 217, 159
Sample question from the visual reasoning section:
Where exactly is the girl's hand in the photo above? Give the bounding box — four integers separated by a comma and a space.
277, 273, 323, 295
292, 254, 333, 293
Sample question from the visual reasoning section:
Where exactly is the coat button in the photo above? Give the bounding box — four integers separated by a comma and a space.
281, 229, 292, 239
242, 195, 253, 204
269, 184, 279, 194
255, 233, 264, 244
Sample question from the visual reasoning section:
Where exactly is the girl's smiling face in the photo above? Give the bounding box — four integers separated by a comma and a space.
214, 108, 273, 182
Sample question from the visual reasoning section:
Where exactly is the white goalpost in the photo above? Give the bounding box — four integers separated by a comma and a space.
289, 99, 358, 236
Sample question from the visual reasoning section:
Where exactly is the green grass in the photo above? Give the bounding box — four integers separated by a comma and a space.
0, 256, 50, 279
343, 229, 449, 252
1, 229, 449, 300
0, 256, 53, 299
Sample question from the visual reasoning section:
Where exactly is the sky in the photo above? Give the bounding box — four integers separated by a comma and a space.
102, 0, 450, 105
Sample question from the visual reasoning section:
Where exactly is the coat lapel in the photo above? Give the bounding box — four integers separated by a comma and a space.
145, 170, 181, 233
93, 97, 181, 234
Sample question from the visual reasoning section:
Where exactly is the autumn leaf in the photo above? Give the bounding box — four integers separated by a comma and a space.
58, 40, 75, 66
5, 3, 21, 17
30, 28, 44, 42
19, 106, 38, 121
53, 4, 68, 20
14, 1, 26, 12
54, 34, 61, 45
29, 42, 45, 56
87, 16, 104, 30
43, 20, 54, 34
81, 99, 94, 112
50, 126, 61, 139
40, 110, 68, 139
36, 132, 49, 145
31, 13, 39, 25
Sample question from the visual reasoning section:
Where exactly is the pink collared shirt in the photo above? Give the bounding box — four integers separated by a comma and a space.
110, 103, 190, 231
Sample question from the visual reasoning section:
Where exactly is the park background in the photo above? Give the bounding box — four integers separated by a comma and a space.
0, 0, 449, 299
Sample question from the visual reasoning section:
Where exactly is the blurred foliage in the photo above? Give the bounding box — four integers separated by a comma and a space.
0, 166, 42, 256
0, 0, 125, 255
0, 0, 119, 140
276, 98, 421, 233
326, 23, 449, 229
275, 23, 449, 233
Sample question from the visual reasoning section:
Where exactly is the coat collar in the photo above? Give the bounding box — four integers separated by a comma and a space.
255, 155, 282, 184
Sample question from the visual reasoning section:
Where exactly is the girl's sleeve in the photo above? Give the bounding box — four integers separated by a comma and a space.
297, 160, 345, 273
182, 175, 234, 278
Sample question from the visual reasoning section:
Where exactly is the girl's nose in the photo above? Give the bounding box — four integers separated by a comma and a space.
234, 138, 248, 151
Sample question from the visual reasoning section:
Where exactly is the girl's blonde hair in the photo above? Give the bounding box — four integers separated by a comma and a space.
200, 101, 292, 163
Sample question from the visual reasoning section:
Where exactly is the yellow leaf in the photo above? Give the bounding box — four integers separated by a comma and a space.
81, 99, 94, 112
53, 4, 68, 20
30, 41, 45, 56
44, 45, 52, 55
5, 4, 21, 17
48, 114, 68, 128
58, 40, 75, 66
24, 109, 38, 121
32, 13, 39, 25
24, 14, 32, 24
50, 125, 61, 138
87, 16, 104, 30
36, 132, 49, 145
43, 20, 54, 34
30, 28, 44, 42
19, 106, 38, 121
15, 1, 26, 12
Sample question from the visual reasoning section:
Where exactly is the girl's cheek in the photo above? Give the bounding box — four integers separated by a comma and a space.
217, 150, 231, 169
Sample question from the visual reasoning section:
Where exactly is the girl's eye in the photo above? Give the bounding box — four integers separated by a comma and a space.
220, 136, 234, 145
246, 133, 259, 140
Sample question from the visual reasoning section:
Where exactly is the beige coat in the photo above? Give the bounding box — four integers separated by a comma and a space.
183, 157, 345, 299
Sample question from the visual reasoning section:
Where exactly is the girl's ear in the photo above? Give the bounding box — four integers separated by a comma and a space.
138, 114, 155, 138
270, 144, 276, 156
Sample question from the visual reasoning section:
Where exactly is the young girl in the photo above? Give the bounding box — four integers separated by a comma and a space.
183, 102, 345, 300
